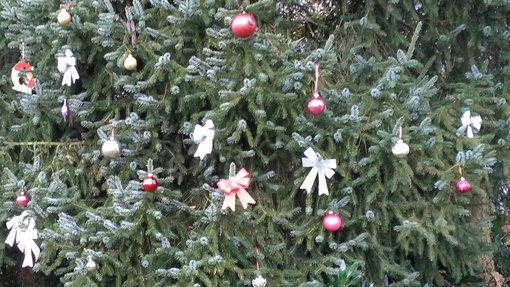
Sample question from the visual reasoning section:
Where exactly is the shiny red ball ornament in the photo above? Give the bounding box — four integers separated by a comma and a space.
16, 193, 31, 207
455, 177, 471, 193
323, 211, 342, 232
306, 95, 326, 116
142, 174, 158, 192
231, 12, 257, 38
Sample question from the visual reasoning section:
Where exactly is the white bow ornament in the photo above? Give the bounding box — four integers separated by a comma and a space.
299, 147, 337, 195
460, 111, 482, 138
192, 120, 215, 160
5, 211, 40, 267
57, 49, 80, 86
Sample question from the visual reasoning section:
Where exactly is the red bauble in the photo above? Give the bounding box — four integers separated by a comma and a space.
16, 193, 31, 207
231, 12, 257, 38
142, 175, 158, 192
455, 177, 471, 193
306, 95, 326, 116
323, 212, 342, 232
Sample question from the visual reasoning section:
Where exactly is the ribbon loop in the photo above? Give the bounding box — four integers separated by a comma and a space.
299, 147, 337, 196
57, 49, 80, 86
217, 167, 255, 211
5, 211, 40, 268
460, 111, 482, 138
192, 120, 215, 160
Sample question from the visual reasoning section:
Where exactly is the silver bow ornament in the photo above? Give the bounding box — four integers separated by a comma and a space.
57, 49, 80, 86
5, 211, 40, 267
299, 147, 337, 195
459, 111, 482, 138
192, 120, 215, 160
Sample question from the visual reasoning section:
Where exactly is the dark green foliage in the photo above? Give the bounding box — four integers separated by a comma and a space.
0, 0, 508, 286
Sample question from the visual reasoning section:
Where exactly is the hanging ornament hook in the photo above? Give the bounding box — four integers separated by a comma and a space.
61, 2, 72, 9
254, 245, 260, 271
458, 165, 463, 177
125, 7, 137, 48
314, 62, 320, 97
397, 125, 403, 140
146, 158, 154, 174
20, 40, 25, 60
229, 162, 237, 178
236, 0, 244, 10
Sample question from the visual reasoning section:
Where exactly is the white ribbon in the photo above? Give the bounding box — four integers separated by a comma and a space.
460, 111, 482, 138
57, 49, 80, 86
5, 211, 40, 267
192, 120, 215, 160
299, 147, 337, 195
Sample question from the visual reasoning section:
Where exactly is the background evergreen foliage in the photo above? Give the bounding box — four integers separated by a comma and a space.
0, 0, 507, 286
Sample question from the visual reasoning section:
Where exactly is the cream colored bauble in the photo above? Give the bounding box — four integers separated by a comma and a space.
391, 139, 410, 158
101, 137, 121, 159
57, 9, 72, 26
86, 256, 97, 272
124, 54, 138, 71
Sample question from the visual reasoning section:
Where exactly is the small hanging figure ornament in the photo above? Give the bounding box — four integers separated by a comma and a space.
251, 246, 267, 287
306, 63, 326, 116
57, 4, 72, 26
192, 119, 215, 160
299, 147, 337, 196
11, 41, 35, 94
101, 129, 121, 159
57, 49, 80, 86
5, 211, 40, 268
459, 110, 482, 138
86, 256, 98, 272
16, 192, 31, 207
61, 99, 70, 122
142, 159, 158, 192
455, 166, 471, 193
391, 126, 410, 158
323, 211, 343, 232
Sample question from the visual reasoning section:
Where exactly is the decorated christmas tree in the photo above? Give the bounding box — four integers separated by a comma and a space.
0, 0, 508, 286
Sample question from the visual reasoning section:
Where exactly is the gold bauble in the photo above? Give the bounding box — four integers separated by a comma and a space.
86, 257, 98, 272
57, 9, 72, 26
123, 54, 138, 71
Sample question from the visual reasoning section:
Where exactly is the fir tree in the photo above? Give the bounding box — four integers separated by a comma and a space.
0, 1, 508, 287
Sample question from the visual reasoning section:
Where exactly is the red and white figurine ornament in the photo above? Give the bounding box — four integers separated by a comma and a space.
455, 166, 471, 193
142, 159, 158, 192
231, 12, 257, 38
11, 42, 35, 94
323, 211, 342, 232
306, 63, 326, 116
